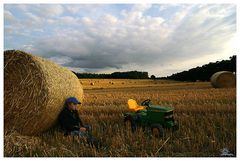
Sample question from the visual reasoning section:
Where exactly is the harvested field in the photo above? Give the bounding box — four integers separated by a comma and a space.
4, 79, 236, 157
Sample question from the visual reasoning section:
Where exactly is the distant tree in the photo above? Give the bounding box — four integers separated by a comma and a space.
73, 70, 149, 79
150, 75, 156, 79
111, 71, 148, 79
230, 55, 236, 72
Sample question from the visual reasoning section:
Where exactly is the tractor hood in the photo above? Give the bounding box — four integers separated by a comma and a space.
148, 104, 174, 112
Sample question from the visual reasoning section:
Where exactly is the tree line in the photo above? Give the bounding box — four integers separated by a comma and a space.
160, 55, 236, 81
73, 55, 236, 81
73, 71, 149, 79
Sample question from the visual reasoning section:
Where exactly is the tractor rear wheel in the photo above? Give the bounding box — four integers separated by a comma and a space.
151, 124, 164, 138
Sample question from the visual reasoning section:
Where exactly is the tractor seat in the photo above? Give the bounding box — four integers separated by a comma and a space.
128, 99, 145, 112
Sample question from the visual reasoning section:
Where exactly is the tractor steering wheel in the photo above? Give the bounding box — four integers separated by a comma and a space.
141, 99, 151, 106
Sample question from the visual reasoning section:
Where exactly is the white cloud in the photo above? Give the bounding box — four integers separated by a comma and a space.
4, 10, 15, 23
65, 5, 94, 14
82, 17, 94, 26
21, 44, 34, 52
15, 4, 64, 18
65, 5, 82, 14
4, 26, 14, 34
58, 16, 81, 26
132, 4, 152, 13
102, 14, 118, 25
29, 4, 64, 18
48, 56, 73, 65
24, 12, 43, 27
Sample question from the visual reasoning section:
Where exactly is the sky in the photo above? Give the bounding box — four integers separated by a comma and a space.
4, 3, 237, 77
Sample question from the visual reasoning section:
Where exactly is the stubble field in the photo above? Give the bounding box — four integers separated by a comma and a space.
4, 79, 236, 157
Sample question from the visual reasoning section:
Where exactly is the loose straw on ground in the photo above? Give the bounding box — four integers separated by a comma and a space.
155, 137, 170, 155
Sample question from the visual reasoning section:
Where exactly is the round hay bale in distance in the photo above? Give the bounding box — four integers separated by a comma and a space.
4, 50, 83, 135
210, 71, 236, 88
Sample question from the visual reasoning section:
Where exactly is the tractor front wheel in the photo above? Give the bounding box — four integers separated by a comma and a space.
151, 124, 164, 138
125, 119, 132, 130
124, 117, 136, 132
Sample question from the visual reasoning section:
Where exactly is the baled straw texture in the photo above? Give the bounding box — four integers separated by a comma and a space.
4, 50, 83, 135
210, 71, 236, 88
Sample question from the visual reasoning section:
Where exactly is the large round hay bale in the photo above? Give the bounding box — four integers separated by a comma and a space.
210, 71, 236, 88
4, 50, 83, 135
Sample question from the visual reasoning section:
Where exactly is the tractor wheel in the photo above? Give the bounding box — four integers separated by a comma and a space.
124, 117, 136, 132
125, 119, 132, 130
172, 122, 179, 132
151, 124, 164, 138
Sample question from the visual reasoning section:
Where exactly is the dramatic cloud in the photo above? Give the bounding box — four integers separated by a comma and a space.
4, 4, 236, 77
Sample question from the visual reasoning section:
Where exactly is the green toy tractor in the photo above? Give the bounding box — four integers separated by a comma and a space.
124, 99, 178, 137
